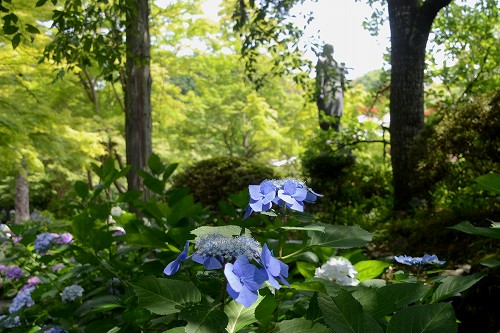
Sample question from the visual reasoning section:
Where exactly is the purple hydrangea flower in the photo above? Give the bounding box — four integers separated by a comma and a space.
34, 232, 57, 253
0, 264, 6, 273
61, 285, 84, 302
52, 264, 65, 272
9, 287, 35, 313
6, 266, 22, 279
260, 244, 289, 289
394, 254, 446, 266
56, 233, 73, 245
163, 241, 190, 275
224, 256, 267, 308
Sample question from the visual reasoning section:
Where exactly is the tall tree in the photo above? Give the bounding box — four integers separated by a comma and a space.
386, 0, 451, 210
124, 0, 152, 197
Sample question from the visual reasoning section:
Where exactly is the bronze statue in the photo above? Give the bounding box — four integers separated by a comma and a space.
315, 44, 345, 131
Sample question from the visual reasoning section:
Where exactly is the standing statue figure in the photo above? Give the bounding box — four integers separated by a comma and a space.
315, 44, 345, 131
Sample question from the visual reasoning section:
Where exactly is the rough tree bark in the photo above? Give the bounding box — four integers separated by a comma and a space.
124, 0, 152, 199
388, 0, 451, 210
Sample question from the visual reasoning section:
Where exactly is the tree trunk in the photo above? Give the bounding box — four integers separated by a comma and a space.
124, 0, 152, 200
15, 168, 30, 224
388, 0, 451, 210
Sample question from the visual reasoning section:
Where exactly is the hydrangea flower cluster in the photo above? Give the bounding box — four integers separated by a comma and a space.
394, 254, 446, 266
243, 178, 321, 219
9, 287, 35, 313
0, 315, 20, 329
5, 266, 22, 279
43, 326, 68, 333
34, 232, 74, 253
164, 234, 289, 307
315, 257, 359, 286
61, 285, 84, 302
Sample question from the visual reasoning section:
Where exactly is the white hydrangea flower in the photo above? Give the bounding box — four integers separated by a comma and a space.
110, 206, 123, 217
315, 256, 359, 286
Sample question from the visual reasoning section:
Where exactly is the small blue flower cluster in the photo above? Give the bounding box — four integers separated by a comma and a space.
61, 285, 84, 302
394, 254, 446, 266
164, 235, 289, 308
0, 315, 20, 328
34, 233, 57, 253
243, 178, 321, 219
43, 326, 68, 333
34, 232, 74, 253
9, 287, 35, 313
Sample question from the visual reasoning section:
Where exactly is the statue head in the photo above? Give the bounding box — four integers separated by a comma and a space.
322, 44, 334, 57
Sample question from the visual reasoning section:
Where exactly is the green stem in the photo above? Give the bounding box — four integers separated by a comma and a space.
281, 247, 308, 261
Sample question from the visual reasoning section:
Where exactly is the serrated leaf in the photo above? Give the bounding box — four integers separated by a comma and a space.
352, 286, 395, 319
386, 303, 457, 333
431, 273, 485, 303
448, 221, 500, 239
281, 224, 325, 232
272, 318, 331, 333
307, 224, 373, 249
255, 294, 277, 325
225, 297, 261, 333
354, 260, 390, 281
475, 173, 500, 194
378, 283, 431, 309
318, 291, 365, 333
132, 277, 201, 315
191, 225, 246, 238
179, 303, 228, 333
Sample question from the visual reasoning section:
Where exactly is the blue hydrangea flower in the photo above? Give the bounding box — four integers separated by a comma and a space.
244, 180, 277, 219
0, 315, 20, 328
260, 244, 289, 289
34, 233, 57, 253
164, 241, 190, 275
9, 287, 35, 313
275, 179, 308, 211
243, 178, 321, 219
6, 266, 22, 279
61, 285, 84, 302
224, 256, 267, 308
394, 254, 446, 266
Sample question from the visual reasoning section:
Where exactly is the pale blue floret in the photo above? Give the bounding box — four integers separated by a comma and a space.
44, 326, 68, 333
0, 315, 20, 328
9, 287, 35, 313
61, 285, 84, 302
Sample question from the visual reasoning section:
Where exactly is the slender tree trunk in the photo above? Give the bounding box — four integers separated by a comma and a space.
124, 0, 152, 200
15, 160, 29, 223
388, 0, 451, 210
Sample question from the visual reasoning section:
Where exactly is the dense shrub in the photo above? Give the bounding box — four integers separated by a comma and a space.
172, 157, 277, 207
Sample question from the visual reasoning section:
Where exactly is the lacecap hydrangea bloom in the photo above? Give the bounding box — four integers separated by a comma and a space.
9, 287, 35, 313
315, 257, 359, 286
61, 285, 84, 302
164, 234, 289, 307
394, 254, 445, 266
243, 178, 322, 219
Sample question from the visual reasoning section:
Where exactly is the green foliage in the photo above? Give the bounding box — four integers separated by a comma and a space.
172, 156, 277, 208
